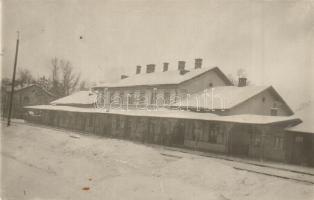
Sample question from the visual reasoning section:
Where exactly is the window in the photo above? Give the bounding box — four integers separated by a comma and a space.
138, 90, 146, 104
295, 136, 303, 143
151, 88, 157, 104
209, 82, 213, 87
180, 89, 188, 99
270, 108, 278, 116
116, 116, 120, 129
273, 136, 284, 150
23, 96, 30, 105
89, 115, 94, 127
164, 91, 171, 105
110, 91, 115, 103
251, 133, 261, 147
262, 97, 266, 103
119, 91, 124, 104
207, 124, 224, 144
128, 91, 135, 105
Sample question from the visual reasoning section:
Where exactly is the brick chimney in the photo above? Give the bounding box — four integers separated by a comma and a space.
146, 64, 155, 73
238, 77, 247, 87
178, 61, 185, 71
195, 58, 202, 69
163, 62, 169, 72
121, 75, 128, 79
136, 65, 141, 74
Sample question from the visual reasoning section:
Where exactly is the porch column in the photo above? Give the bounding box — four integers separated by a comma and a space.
259, 125, 269, 162
225, 123, 234, 154
104, 88, 109, 111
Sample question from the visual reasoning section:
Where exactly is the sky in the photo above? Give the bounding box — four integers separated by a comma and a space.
2, 0, 314, 110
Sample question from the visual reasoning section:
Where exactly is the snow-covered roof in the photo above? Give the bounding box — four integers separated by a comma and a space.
3, 84, 56, 97
174, 85, 282, 110
286, 102, 314, 134
50, 91, 96, 105
25, 105, 300, 125
93, 66, 232, 88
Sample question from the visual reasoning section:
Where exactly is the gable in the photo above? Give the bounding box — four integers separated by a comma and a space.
179, 68, 233, 93
229, 87, 293, 116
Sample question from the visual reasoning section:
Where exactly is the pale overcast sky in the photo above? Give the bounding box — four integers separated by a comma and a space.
2, 0, 314, 109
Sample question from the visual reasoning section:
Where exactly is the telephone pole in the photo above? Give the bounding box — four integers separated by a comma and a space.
7, 31, 20, 126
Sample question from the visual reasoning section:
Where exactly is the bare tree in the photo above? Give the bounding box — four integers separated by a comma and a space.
17, 68, 34, 87
36, 76, 50, 91
50, 57, 61, 96
60, 60, 80, 96
49, 58, 80, 97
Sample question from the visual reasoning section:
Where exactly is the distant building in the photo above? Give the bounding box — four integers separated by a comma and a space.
1, 84, 56, 118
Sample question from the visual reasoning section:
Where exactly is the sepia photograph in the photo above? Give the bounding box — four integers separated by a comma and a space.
1, 0, 314, 199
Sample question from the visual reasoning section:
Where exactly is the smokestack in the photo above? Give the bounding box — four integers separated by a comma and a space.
163, 62, 169, 72
136, 65, 141, 74
178, 61, 185, 71
195, 58, 202, 69
238, 77, 247, 87
146, 64, 155, 73
121, 75, 128, 79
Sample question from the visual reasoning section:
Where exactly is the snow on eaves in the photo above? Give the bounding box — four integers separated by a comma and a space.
175, 85, 270, 110
50, 91, 97, 105
25, 104, 300, 125
286, 102, 314, 134
93, 66, 231, 88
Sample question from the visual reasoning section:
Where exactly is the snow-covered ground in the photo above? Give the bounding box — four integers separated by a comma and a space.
1, 123, 314, 200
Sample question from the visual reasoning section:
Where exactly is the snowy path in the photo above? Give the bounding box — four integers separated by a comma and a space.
1, 122, 314, 200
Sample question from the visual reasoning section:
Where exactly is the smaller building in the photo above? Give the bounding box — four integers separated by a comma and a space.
285, 102, 314, 166
1, 84, 56, 118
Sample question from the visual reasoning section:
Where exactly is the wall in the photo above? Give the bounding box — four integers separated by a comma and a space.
179, 70, 228, 94
229, 88, 291, 116
97, 69, 229, 110
183, 120, 228, 153
24, 108, 310, 167
248, 126, 287, 162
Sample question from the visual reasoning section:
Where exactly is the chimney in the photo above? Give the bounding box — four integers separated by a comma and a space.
146, 64, 155, 73
178, 61, 185, 71
136, 65, 141, 74
238, 77, 247, 87
163, 62, 169, 72
121, 75, 128, 79
195, 58, 202, 69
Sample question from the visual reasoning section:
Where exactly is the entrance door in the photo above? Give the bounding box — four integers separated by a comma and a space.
229, 125, 250, 156
172, 120, 185, 146
292, 134, 313, 166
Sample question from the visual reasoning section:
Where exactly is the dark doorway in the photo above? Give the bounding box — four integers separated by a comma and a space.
229, 124, 250, 156
291, 134, 313, 166
172, 120, 185, 146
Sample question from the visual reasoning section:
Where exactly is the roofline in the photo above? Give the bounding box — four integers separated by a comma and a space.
178, 66, 234, 86
92, 66, 233, 89
25, 105, 300, 125
268, 86, 294, 115
229, 86, 294, 115
285, 128, 314, 134
7, 84, 57, 98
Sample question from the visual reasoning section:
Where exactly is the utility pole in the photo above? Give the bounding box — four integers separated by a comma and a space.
7, 31, 20, 126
